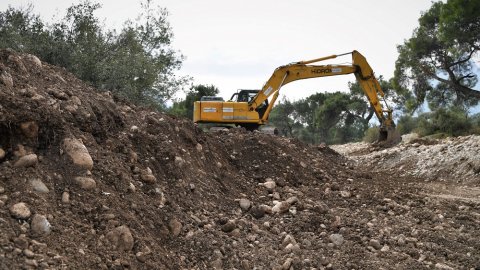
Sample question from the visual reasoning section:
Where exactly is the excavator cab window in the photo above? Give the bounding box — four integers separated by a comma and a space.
230, 90, 269, 118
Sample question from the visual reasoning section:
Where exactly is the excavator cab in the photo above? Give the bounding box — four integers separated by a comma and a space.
230, 90, 269, 119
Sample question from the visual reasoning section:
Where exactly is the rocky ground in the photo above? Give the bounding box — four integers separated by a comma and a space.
0, 49, 479, 269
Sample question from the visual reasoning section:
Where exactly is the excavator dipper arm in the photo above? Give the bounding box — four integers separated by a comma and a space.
248, 50, 396, 141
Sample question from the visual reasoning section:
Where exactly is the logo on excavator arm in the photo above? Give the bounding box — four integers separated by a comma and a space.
311, 67, 342, 74
311, 68, 332, 74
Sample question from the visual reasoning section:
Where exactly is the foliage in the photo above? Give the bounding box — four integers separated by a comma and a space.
0, 0, 187, 108
397, 108, 478, 137
363, 127, 380, 143
268, 96, 296, 137
416, 108, 472, 136
269, 89, 379, 144
394, 0, 480, 113
169, 84, 219, 119
396, 115, 417, 135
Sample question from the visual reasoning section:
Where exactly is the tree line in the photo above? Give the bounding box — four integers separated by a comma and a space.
1, 0, 479, 144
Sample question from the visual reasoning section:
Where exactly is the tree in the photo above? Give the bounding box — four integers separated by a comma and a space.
0, 0, 187, 109
268, 96, 296, 137
269, 90, 376, 144
394, 0, 480, 112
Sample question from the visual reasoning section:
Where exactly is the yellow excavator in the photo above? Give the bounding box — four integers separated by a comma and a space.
193, 50, 399, 142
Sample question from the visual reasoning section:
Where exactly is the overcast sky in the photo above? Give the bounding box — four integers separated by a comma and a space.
1, 0, 435, 101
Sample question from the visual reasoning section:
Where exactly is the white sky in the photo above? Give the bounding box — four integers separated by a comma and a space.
1, 0, 434, 101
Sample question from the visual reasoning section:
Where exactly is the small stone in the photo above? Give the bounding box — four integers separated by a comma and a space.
221, 220, 236, 233
24, 259, 38, 267
196, 144, 203, 152
140, 167, 156, 184
216, 162, 222, 168
272, 201, 290, 214
30, 214, 51, 236
23, 249, 35, 258
74, 177, 96, 190
286, 196, 298, 205
369, 239, 382, 250
241, 260, 250, 270
261, 179, 276, 192
239, 198, 251, 211
136, 252, 147, 263
435, 263, 454, 270
329, 234, 344, 247
168, 219, 182, 237
63, 138, 93, 170
127, 182, 136, 192
340, 191, 351, 198
30, 179, 49, 193
0, 148, 5, 160
10, 202, 31, 219
397, 234, 406, 246
0, 186, 4, 194
211, 258, 223, 269
20, 121, 39, 139
13, 237, 29, 249
282, 258, 293, 269
106, 225, 134, 251
250, 206, 265, 219
380, 245, 390, 252
300, 161, 307, 168
14, 154, 38, 168
175, 156, 185, 167
141, 174, 156, 184
61, 192, 70, 203
130, 126, 139, 132
282, 234, 297, 248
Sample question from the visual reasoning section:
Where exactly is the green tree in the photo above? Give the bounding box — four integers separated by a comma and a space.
0, 0, 187, 109
268, 96, 296, 137
270, 90, 376, 144
394, 0, 480, 112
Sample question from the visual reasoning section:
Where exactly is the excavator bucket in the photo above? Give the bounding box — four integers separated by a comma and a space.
378, 126, 402, 146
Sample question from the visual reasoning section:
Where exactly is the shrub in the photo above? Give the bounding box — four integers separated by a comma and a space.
363, 126, 380, 143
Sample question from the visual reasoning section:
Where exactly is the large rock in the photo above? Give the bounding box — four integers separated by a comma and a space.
74, 177, 96, 190
30, 214, 51, 236
10, 202, 31, 219
272, 201, 290, 214
140, 167, 156, 184
63, 138, 93, 170
106, 225, 134, 252
30, 179, 49, 193
329, 234, 344, 247
23, 54, 42, 69
20, 121, 39, 139
238, 198, 251, 211
168, 219, 182, 237
14, 154, 38, 168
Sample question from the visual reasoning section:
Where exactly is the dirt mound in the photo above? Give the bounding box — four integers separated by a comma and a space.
0, 49, 479, 269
